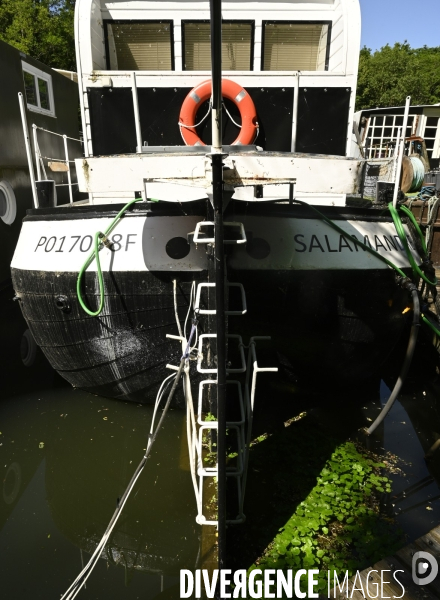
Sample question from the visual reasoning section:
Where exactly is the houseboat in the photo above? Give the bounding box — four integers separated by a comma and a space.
354, 103, 440, 168
353, 103, 440, 267
0, 39, 82, 286
0, 39, 83, 377
11, 0, 424, 404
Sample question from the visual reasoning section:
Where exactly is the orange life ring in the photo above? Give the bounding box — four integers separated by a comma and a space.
179, 79, 258, 146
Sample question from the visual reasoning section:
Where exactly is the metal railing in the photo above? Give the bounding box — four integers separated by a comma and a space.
32, 124, 83, 205
18, 91, 83, 208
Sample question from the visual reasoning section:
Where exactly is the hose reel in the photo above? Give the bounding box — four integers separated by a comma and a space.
400, 155, 426, 193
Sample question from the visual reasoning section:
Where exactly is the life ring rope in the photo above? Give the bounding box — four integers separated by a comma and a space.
179, 99, 213, 132
222, 102, 242, 129
179, 78, 258, 146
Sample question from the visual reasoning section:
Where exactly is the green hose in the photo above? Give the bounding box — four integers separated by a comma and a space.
421, 314, 440, 338
398, 204, 427, 254
294, 199, 439, 339
292, 199, 408, 278
388, 202, 436, 286
77, 198, 144, 316
76, 195, 438, 328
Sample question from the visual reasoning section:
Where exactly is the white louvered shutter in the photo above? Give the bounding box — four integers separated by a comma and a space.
108, 22, 172, 71
263, 23, 329, 71
183, 22, 252, 70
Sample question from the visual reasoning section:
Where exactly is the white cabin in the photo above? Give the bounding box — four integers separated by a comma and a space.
74, 0, 363, 205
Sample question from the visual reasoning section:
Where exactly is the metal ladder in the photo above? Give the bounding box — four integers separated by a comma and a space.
193, 282, 278, 526
164, 218, 278, 526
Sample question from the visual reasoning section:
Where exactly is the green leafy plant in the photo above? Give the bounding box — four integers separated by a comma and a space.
251, 441, 402, 594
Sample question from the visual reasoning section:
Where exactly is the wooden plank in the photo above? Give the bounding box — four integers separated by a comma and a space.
48, 161, 69, 172
374, 557, 439, 600
415, 530, 440, 558
327, 571, 366, 600
395, 538, 440, 597
326, 525, 440, 599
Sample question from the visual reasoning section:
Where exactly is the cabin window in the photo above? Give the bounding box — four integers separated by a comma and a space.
182, 21, 254, 70
262, 22, 330, 71
362, 114, 417, 159
424, 116, 440, 160
105, 21, 174, 70
22, 62, 55, 117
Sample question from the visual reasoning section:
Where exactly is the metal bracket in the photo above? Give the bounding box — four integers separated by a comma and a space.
193, 221, 246, 245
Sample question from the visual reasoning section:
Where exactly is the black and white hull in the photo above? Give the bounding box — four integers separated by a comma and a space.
11, 201, 419, 401
11, 202, 208, 402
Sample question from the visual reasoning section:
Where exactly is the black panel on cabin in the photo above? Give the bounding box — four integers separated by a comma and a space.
88, 86, 294, 153
137, 88, 192, 145
250, 87, 293, 151
86, 86, 370, 155
296, 87, 351, 156
88, 87, 137, 154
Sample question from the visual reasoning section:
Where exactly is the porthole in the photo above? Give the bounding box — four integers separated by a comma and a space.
166, 237, 190, 259
0, 181, 17, 225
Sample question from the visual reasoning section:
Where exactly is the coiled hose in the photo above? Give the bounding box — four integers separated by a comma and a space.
77, 198, 144, 316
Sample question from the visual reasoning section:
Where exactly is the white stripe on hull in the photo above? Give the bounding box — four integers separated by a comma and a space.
11, 214, 420, 272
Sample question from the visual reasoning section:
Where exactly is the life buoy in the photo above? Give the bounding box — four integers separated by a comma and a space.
179, 79, 258, 146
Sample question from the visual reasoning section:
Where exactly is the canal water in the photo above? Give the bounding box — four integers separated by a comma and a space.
1, 284, 201, 599
2, 282, 440, 596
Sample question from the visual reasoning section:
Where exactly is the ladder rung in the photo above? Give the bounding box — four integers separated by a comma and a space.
197, 334, 246, 374
197, 424, 244, 477
193, 221, 246, 245
194, 282, 247, 316
197, 380, 245, 426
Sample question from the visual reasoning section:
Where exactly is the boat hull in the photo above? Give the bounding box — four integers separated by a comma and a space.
11, 202, 420, 401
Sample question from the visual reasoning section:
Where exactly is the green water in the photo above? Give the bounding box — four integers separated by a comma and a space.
0, 387, 199, 599
2, 285, 440, 597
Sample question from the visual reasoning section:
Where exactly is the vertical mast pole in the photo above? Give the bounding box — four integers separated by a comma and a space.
211, 0, 222, 153
393, 96, 411, 208
209, 0, 227, 574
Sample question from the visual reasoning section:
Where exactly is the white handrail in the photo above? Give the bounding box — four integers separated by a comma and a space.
291, 71, 300, 152
393, 96, 411, 208
32, 125, 82, 143
131, 72, 143, 153
32, 124, 42, 181
31, 119, 82, 205
63, 134, 73, 204
18, 93, 39, 208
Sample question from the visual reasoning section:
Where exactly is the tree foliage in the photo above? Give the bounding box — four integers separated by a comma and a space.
356, 43, 440, 110
0, 5, 439, 111
0, 0, 75, 70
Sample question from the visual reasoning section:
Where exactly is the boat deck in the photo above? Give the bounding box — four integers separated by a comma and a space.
325, 525, 440, 599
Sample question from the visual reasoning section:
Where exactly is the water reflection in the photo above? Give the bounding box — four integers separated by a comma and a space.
1, 283, 440, 592
227, 344, 440, 570
0, 388, 200, 599
381, 377, 440, 539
